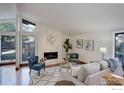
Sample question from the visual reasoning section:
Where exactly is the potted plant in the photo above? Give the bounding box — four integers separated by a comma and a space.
63, 39, 72, 63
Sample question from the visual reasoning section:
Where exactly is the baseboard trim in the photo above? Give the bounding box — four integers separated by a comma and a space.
19, 62, 64, 68
46, 63, 61, 67
0, 61, 65, 68
0, 62, 16, 66
20, 63, 28, 67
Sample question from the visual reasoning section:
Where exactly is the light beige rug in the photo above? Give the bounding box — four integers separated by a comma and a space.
31, 66, 69, 85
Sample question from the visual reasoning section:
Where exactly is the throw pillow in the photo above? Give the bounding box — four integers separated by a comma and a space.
99, 60, 109, 70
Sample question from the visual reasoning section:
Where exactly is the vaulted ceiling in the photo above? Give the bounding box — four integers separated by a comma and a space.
1, 3, 124, 33
0, 4, 16, 20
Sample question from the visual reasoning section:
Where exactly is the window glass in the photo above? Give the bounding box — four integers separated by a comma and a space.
115, 33, 124, 70
1, 35, 16, 60
0, 23, 16, 32
22, 35, 35, 62
22, 19, 36, 32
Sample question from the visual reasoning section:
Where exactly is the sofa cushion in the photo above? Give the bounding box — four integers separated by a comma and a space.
84, 68, 110, 85
99, 60, 109, 70
104, 58, 120, 72
77, 62, 100, 82
71, 65, 81, 77
109, 58, 119, 63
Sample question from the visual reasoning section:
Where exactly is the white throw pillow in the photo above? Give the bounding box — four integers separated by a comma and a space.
99, 60, 109, 70
77, 65, 87, 82
77, 62, 100, 82
109, 58, 119, 63
71, 65, 81, 77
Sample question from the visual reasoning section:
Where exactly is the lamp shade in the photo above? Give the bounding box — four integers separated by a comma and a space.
100, 47, 107, 53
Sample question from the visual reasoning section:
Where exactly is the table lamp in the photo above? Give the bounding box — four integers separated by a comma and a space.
100, 47, 107, 60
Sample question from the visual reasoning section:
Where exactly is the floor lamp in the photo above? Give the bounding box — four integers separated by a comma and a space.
100, 47, 107, 60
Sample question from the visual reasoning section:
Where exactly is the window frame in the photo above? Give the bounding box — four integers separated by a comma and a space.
20, 17, 38, 64
0, 20, 17, 34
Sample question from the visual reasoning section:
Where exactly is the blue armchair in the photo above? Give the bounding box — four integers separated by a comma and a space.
28, 56, 45, 75
68, 53, 80, 64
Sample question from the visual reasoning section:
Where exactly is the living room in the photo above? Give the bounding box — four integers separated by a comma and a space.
0, 3, 124, 86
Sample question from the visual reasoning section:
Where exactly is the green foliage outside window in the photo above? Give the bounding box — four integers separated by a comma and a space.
0, 23, 16, 32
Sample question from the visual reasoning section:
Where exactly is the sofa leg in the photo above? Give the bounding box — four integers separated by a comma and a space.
38, 70, 40, 76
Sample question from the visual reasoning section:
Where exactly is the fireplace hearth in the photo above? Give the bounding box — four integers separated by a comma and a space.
44, 52, 58, 60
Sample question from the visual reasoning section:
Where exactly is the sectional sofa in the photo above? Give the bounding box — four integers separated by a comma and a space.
58, 58, 123, 85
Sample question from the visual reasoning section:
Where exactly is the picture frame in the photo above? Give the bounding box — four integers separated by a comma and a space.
85, 40, 94, 51
76, 39, 83, 48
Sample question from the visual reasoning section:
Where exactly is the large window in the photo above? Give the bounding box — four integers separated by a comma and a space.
0, 22, 16, 63
0, 23, 16, 32
22, 19, 36, 32
22, 35, 35, 61
0, 18, 37, 64
20, 18, 36, 63
1, 35, 16, 61
115, 33, 124, 70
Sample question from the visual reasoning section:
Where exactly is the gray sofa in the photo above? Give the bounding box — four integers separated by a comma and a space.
58, 58, 123, 85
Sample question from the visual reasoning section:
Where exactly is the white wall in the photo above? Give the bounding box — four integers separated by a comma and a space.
71, 31, 113, 63
37, 23, 63, 65
0, 4, 16, 19
36, 22, 114, 64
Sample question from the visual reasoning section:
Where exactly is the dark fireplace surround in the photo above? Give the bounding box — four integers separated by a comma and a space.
44, 52, 58, 60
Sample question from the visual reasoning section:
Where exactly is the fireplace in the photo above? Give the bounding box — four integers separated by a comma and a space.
44, 52, 58, 60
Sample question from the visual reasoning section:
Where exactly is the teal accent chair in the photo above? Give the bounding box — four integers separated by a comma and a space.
28, 56, 45, 75
68, 53, 80, 64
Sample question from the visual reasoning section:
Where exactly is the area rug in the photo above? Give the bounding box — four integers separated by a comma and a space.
31, 66, 68, 85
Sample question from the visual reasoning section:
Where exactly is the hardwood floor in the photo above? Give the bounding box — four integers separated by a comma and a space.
0, 65, 31, 85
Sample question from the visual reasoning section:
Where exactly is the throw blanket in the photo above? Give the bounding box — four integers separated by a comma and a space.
104, 58, 119, 72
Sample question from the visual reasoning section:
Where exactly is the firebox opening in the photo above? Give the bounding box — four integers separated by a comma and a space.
44, 52, 58, 60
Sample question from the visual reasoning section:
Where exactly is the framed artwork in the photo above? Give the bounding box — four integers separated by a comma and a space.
85, 40, 94, 51
76, 39, 83, 48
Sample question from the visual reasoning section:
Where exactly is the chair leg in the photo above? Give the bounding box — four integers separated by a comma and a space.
38, 70, 40, 76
